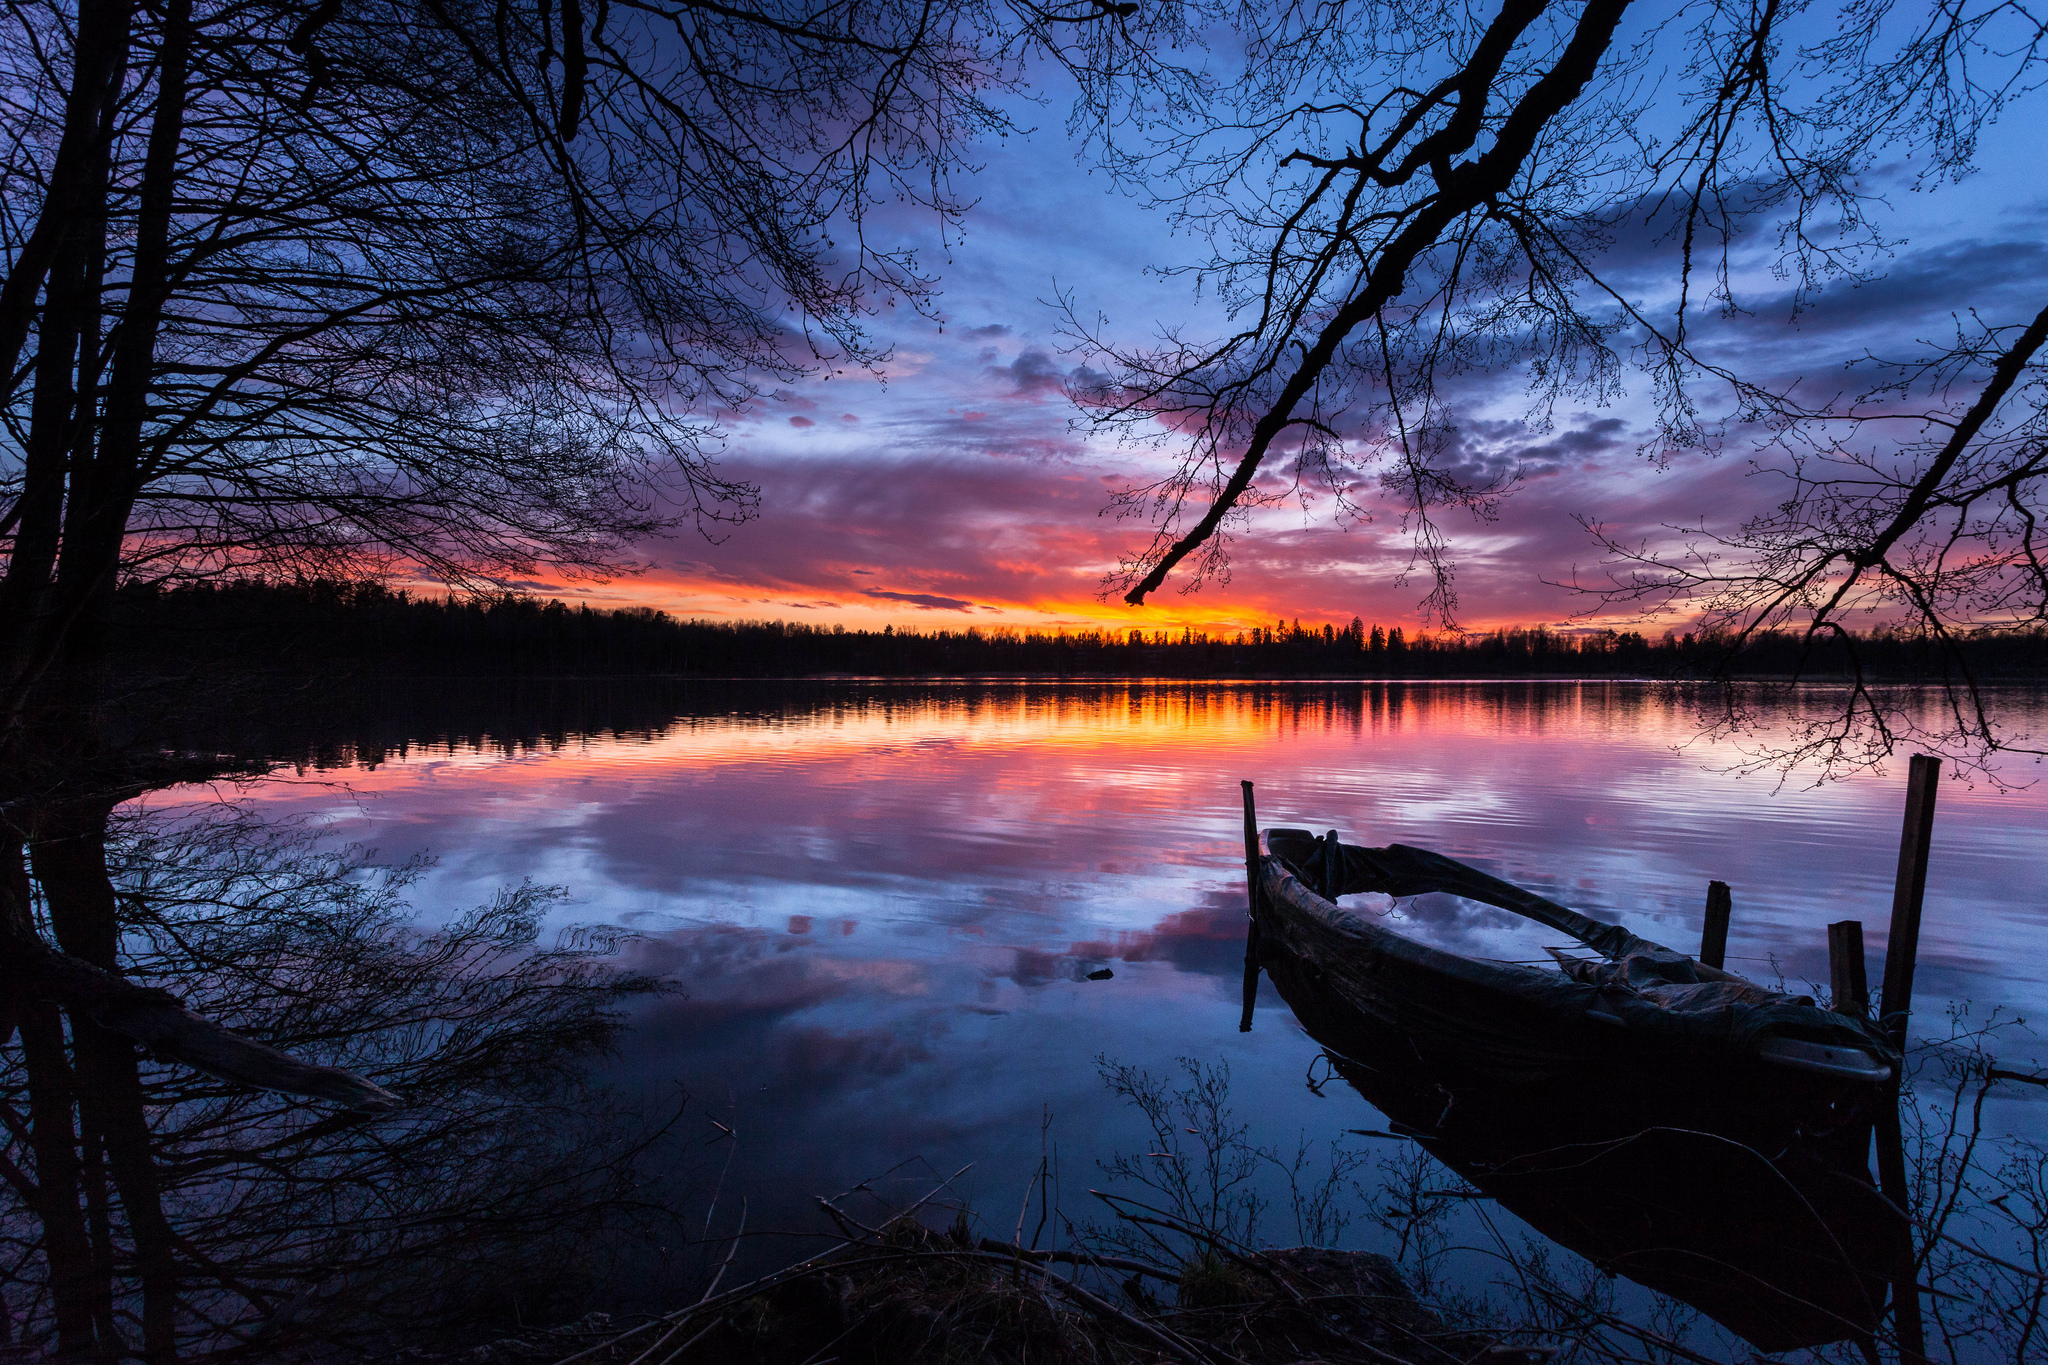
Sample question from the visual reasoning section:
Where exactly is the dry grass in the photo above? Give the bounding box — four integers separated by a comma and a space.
533, 1214, 1503, 1365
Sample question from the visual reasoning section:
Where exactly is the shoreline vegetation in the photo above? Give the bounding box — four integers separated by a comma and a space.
444, 1220, 1488, 1365
117, 581, 2048, 683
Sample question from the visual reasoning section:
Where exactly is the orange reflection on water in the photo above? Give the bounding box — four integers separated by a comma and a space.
274, 680, 1712, 779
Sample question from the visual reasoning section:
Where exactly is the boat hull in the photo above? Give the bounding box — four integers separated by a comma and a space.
1254, 853, 1902, 1350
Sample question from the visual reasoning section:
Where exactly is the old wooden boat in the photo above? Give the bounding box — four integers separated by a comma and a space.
1252, 827, 1905, 1351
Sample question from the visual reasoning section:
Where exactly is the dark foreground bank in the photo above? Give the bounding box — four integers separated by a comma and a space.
411, 1218, 1502, 1365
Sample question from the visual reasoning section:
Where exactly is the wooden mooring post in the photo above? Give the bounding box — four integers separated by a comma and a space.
1699, 881, 1732, 969
1874, 753, 1941, 1363
1880, 754, 1941, 1048
1239, 781, 1261, 1033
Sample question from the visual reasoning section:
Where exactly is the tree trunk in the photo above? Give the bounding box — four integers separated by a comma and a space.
23, 0, 190, 719
35, 804, 181, 1363
0, 244, 89, 662
0, 0, 133, 388
79, 1120, 120, 1355
0, 0, 119, 720
15, 1002, 104, 1363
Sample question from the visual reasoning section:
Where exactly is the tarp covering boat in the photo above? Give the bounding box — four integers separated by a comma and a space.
1254, 828, 1904, 1351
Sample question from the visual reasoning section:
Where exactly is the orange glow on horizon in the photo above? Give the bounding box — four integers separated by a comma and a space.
398, 571, 1682, 640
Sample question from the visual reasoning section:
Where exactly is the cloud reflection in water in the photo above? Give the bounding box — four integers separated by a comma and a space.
204, 681, 2048, 1244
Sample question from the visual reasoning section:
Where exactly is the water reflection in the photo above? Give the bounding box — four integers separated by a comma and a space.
19, 679, 2040, 1355
236, 681, 2048, 1019
2, 795, 687, 1360
208, 684, 2048, 1263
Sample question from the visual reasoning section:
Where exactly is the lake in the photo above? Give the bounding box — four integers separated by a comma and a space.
162, 679, 2048, 1274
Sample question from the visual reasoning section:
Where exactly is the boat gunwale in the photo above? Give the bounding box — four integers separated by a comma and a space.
1254, 841, 1899, 1077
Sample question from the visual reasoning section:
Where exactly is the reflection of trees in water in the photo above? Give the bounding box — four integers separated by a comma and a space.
1087, 1047, 2048, 1365
2, 801, 684, 1360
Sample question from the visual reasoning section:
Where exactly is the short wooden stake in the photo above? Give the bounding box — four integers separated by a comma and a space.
1699, 881, 1731, 969
1239, 781, 1261, 1033
1875, 753, 1940, 1364
1827, 919, 1869, 1017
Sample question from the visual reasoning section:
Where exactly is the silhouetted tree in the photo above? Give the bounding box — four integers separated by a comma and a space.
1582, 301, 2048, 772
1064, 0, 2048, 767
0, 0, 1126, 713
0, 5, 1144, 1358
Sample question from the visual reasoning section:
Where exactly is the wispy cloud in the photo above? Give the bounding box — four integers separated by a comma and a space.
863, 589, 977, 611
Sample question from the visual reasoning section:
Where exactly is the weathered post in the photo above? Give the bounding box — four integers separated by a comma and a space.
1239, 781, 1261, 1033
1699, 881, 1732, 969
1827, 920, 1869, 1017
1875, 753, 1940, 1363
1879, 754, 1941, 1048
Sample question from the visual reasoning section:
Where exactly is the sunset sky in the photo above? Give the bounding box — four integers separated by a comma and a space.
509, 75, 2048, 639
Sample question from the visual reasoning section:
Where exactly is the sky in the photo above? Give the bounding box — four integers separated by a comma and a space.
503, 37, 2048, 640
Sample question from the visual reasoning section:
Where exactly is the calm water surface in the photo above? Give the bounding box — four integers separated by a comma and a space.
172, 681, 2048, 1243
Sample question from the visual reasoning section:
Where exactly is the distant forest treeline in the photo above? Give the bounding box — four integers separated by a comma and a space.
117, 580, 2048, 680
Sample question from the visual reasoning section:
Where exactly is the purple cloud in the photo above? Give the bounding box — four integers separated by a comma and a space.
863, 588, 977, 611
1000, 349, 1067, 395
